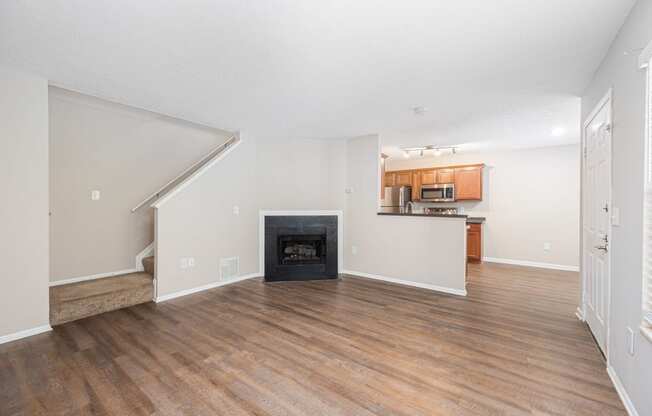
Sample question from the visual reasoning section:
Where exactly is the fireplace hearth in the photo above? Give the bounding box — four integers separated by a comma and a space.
265, 215, 338, 282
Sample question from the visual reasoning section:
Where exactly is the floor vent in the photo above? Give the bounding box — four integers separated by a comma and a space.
220, 257, 239, 280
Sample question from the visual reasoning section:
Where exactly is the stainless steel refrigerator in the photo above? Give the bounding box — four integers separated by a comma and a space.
380, 186, 412, 212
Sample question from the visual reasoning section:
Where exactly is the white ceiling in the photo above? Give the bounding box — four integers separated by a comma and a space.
0, 0, 635, 150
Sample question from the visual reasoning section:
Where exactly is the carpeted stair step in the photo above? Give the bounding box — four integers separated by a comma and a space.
142, 256, 155, 276
50, 272, 153, 326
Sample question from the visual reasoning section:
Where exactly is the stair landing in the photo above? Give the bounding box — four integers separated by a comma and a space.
50, 272, 154, 326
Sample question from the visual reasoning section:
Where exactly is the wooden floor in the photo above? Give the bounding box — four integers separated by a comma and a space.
1, 263, 626, 415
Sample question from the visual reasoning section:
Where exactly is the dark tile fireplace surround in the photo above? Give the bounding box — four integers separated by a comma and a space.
264, 215, 338, 282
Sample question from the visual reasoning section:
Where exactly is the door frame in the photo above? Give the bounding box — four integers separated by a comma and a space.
580, 87, 613, 362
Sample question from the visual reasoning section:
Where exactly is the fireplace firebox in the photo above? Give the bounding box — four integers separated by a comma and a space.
265, 216, 337, 281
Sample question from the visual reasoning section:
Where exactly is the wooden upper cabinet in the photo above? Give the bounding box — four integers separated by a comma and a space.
412, 171, 421, 200
454, 166, 483, 200
436, 168, 455, 184
396, 171, 412, 186
385, 172, 396, 187
420, 169, 437, 185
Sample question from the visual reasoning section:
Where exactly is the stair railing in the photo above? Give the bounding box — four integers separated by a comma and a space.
131, 134, 238, 212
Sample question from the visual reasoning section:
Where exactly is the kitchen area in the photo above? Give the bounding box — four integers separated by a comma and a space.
378, 159, 486, 263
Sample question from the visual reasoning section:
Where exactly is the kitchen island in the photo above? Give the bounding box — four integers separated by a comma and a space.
377, 209, 485, 263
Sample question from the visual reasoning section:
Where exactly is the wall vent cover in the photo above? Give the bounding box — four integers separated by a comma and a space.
220, 257, 239, 280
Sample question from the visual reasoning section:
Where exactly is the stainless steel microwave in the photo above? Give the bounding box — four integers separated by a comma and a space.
421, 183, 455, 202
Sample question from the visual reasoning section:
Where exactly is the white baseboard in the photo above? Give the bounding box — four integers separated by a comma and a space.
0, 324, 52, 345
155, 273, 262, 303
342, 270, 467, 297
50, 268, 139, 287
482, 257, 579, 272
607, 366, 640, 416
575, 307, 585, 322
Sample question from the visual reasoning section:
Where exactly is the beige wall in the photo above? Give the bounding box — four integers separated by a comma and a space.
156, 138, 259, 297
49, 88, 232, 282
155, 134, 466, 298
154, 136, 346, 298
344, 135, 467, 292
582, 0, 652, 413
387, 144, 581, 269
0, 67, 50, 338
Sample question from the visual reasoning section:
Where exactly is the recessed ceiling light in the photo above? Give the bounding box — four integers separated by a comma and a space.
551, 127, 566, 137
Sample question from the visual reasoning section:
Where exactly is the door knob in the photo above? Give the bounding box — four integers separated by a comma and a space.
595, 245, 608, 252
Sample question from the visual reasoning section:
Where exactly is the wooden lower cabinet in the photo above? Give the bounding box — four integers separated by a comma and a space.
467, 223, 482, 263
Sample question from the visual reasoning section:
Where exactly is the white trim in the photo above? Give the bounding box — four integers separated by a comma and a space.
583, 88, 613, 130
575, 307, 585, 322
135, 242, 155, 271
152, 136, 243, 209
0, 325, 52, 345
258, 210, 344, 277
639, 41, 652, 69
155, 273, 261, 303
49, 268, 139, 287
343, 270, 467, 297
482, 257, 579, 272
607, 366, 640, 416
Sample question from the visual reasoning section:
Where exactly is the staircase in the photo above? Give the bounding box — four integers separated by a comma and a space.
49, 135, 239, 326
49, 256, 155, 326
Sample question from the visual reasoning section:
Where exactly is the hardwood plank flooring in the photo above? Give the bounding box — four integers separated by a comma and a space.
0, 263, 626, 415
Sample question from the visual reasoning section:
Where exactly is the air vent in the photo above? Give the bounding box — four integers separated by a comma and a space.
219, 257, 239, 281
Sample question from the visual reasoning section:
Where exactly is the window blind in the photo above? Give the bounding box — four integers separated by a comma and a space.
645, 57, 652, 331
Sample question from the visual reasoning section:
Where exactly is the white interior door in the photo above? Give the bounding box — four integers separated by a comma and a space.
582, 93, 612, 355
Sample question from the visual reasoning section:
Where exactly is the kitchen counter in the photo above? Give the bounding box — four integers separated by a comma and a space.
377, 209, 485, 224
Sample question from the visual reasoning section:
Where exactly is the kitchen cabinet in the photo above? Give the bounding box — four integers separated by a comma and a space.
436, 168, 455, 184
454, 166, 483, 200
385, 172, 396, 187
396, 171, 412, 186
384, 163, 483, 202
467, 223, 482, 263
412, 171, 421, 200
421, 169, 437, 185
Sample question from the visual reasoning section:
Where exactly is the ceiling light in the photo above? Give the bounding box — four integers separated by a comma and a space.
419, 149, 424, 157
551, 127, 566, 137
403, 150, 410, 158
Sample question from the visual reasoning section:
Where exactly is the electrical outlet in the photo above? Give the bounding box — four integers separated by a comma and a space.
543, 242, 551, 251
627, 327, 635, 356
352, 245, 358, 255
179, 258, 189, 269
233, 205, 240, 215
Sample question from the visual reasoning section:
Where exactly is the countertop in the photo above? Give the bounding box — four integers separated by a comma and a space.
377, 209, 485, 223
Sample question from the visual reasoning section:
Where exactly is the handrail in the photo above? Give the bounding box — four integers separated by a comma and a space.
131, 135, 238, 212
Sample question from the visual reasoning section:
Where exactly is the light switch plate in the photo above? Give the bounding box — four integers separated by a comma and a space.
233, 205, 240, 215
188, 257, 195, 268
543, 242, 551, 251
91, 190, 101, 201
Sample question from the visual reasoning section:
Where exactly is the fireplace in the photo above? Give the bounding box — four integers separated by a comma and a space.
265, 215, 338, 281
